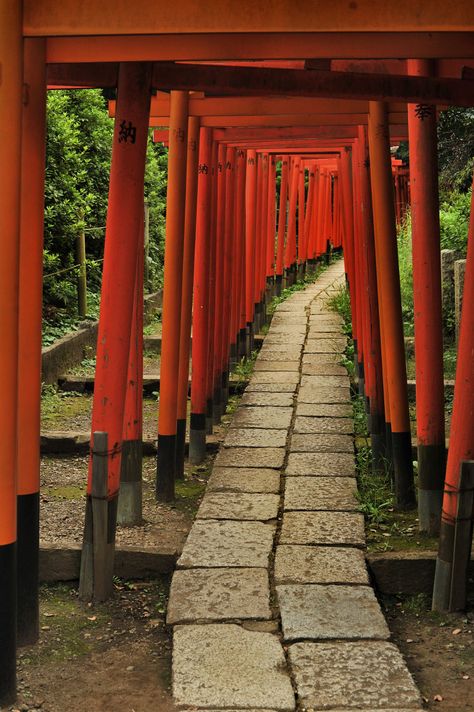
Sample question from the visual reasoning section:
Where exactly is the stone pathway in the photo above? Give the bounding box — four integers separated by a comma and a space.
167, 261, 423, 711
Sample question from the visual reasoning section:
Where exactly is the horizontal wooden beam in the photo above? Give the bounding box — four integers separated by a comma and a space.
45, 33, 474, 62
152, 124, 407, 142
25, 1, 474, 36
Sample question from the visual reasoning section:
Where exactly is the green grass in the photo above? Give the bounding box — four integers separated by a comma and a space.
41, 385, 91, 427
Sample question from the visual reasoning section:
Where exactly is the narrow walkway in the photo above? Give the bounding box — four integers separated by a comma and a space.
167, 261, 423, 711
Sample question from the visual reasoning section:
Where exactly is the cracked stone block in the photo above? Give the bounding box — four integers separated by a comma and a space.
214, 446, 286, 469
302, 363, 348, 376
246, 382, 297, 393
250, 371, 300, 385
288, 641, 421, 710
300, 375, 350, 389
258, 347, 302, 358
267, 325, 306, 334
167, 568, 271, 624
290, 433, 353, 453
277, 585, 390, 641
240, 391, 294, 408
264, 335, 305, 346
280, 511, 365, 547
294, 416, 353, 435
254, 361, 300, 372
304, 339, 347, 354
286, 452, 355, 477
256, 351, 301, 363
296, 403, 352, 418
232, 406, 293, 430
173, 624, 295, 710
207, 466, 281, 494
225, 428, 288, 448
197, 492, 280, 521
298, 386, 351, 404
178, 520, 276, 568
272, 316, 307, 326
284, 477, 358, 511
274, 545, 368, 585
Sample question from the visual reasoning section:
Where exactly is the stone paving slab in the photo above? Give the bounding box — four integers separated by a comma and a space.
256, 351, 301, 363
231, 406, 293, 430
307, 331, 348, 340
288, 641, 421, 710
301, 362, 348, 376
290, 433, 353, 453
167, 568, 271, 624
284, 477, 358, 511
277, 585, 390, 641
258, 346, 302, 357
173, 625, 295, 710
240, 392, 294, 408
250, 371, 300, 385
178, 520, 276, 568
272, 316, 307, 325
300, 374, 350, 389
214, 446, 285, 469
296, 403, 352, 418
280, 511, 365, 547
197, 492, 280, 521
225, 428, 288, 448
304, 339, 347, 354
274, 545, 368, 585
264, 335, 305, 346
254, 361, 300, 372
286, 452, 355, 477
302, 353, 342, 365
307, 323, 343, 333
298, 385, 351, 404
294, 416, 353, 434
207, 466, 281, 494
246, 382, 297, 393
267, 326, 306, 334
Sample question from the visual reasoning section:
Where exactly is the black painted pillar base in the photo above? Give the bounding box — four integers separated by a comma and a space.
275, 274, 283, 297
238, 327, 247, 358
213, 384, 222, 425
156, 433, 176, 502
0, 542, 16, 707
357, 360, 365, 399
297, 263, 305, 282
189, 412, 207, 464
229, 341, 237, 370
418, 442, 446, 535
118, 439, 143, 526
175, 419, 186, 480
384, 421, 394, 481
353, 338, 359, 385
246, 321, 254, 355
222, 370, 229, 412
370, 412, 386, 476
392, 430, 416, 510
205, 397, 214, 435
432, 521, 455, 612
17, 492, 39, 646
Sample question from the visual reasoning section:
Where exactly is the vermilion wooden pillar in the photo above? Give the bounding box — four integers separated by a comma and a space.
433, 177, 474, 611
258, 154, 269, 323
175, 116, 200, 478
304, 167, 316, 262
340, 149, 359, 362
407, 58, 446, 535
221, 145, 235, 408
205, 140, 219, 433
285, 157, 299, 285
190, 127, 213, 463
297, 163, 306, 278
156, 90, 188, 501
16, 39, 46, 649
0, 2, 23, 704
234, 149, 247, 357
245, 150, 257, 346
266, 155, 277, 289
212, 143, 227, 423
369, 101, 415, 510
80, 64, 152, 596
275, 158, 289, 295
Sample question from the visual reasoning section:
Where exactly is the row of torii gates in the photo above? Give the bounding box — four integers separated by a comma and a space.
1, 2, 474, 705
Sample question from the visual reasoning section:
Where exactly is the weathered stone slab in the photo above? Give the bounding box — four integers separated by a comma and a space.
272, 315, 307, 325
197, 492, 279, 521
264, 335, 305, 345
307, 323, 342, 333
257, 351, 301, 363
225, 428, 287, 448
267, 326, 306, 335
286, 452, 355, 477
214, 446, 285, 469
173, 624, 295, 710
284, 477, 358, 511
302, 363, 347, 376
304, 339, 347, 353
288, 641, 421, 710
296, 403, 352, 418
294, 416, 353, 435
290, 433, 353, 453
254, 361, 300, 372
280, 511, 365, 547
300, 375, 349, 389
232, 406, 293, 430
207, 467, 281, 494
298, 385, 351, 404
274, 545, 368, 585
167, 568, 271, 624
246, 382, 297, 393
302, 353, 341, 365
277, 584, 390, 641
240, 391, 294, 408
307, 331, 345, 339
274, 304, 306, 313
259, 345, 302, 356
250, 371, 300, 385
178, 520, 276, 568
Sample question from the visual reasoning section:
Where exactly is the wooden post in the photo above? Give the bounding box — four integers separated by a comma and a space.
0, 1, 23, 705
205, 141, 219, 434
212, 142, 227, 424
17, 38, 47, 648
275, 158, 289, 296
79, 63, 152, 600
143, 199, 150, 290
449, 461, 474, 611
368, 101, 415, 510
76, 212, 87, 317
156, 90, 189, 501
245, 150, 257, 349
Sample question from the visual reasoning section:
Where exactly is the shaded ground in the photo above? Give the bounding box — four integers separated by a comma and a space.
10, 579, 176, 712
383, 594, 474, 711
